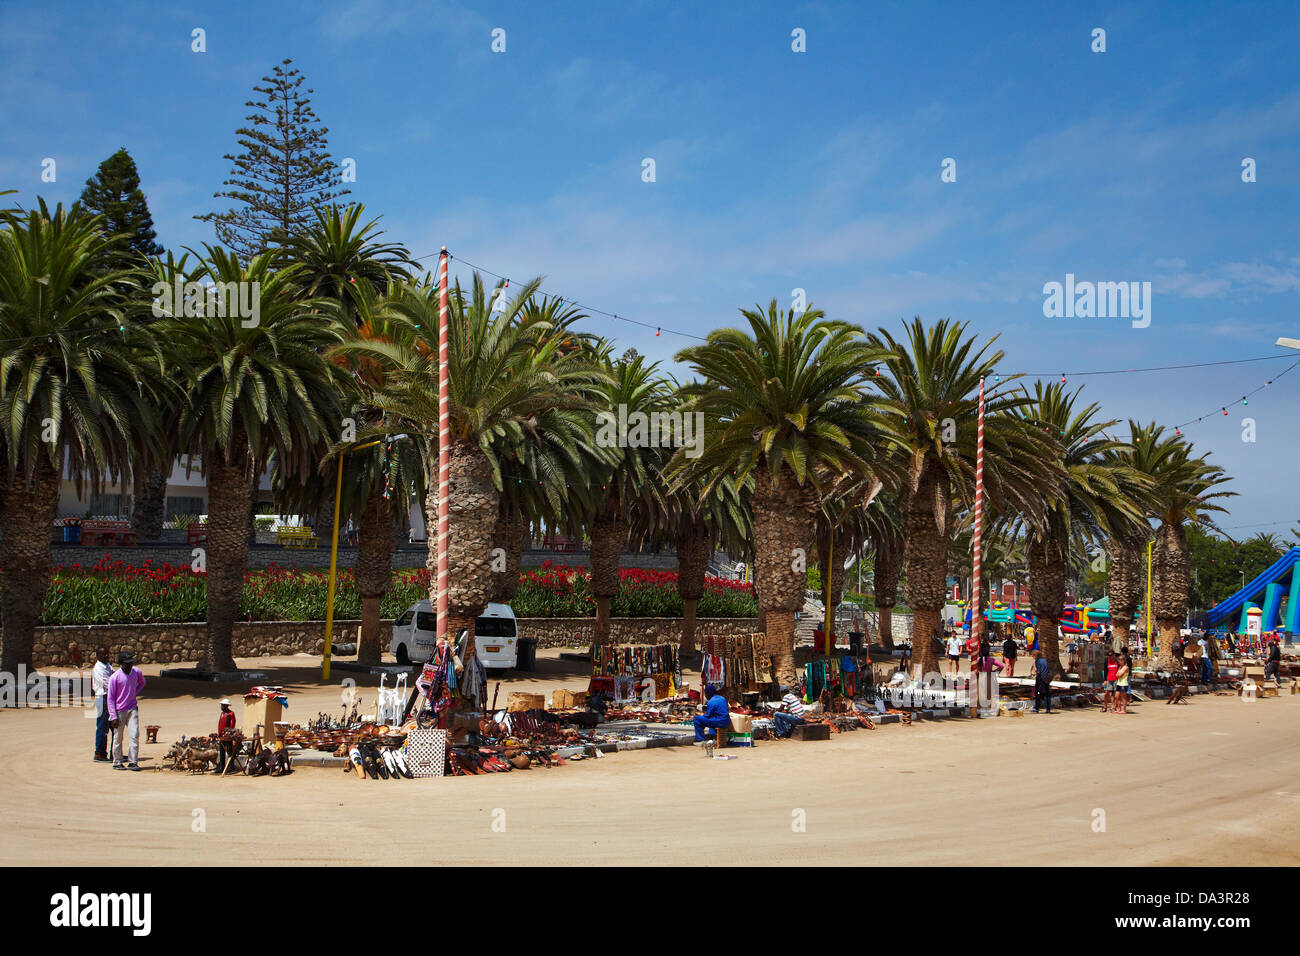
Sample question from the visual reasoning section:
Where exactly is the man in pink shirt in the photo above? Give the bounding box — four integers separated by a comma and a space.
107, 651, 146, 771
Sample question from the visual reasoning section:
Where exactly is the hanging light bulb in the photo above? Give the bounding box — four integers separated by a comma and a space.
1222, 408, 1228, 416
656, 328, 661, 336
1243, 397, 1248, 405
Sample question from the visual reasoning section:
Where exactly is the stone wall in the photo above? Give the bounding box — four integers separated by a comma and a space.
28, 616, 761, 666
32, 620, 387, 668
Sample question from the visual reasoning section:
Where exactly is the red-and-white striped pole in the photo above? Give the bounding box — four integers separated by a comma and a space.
436, 248, 451, 646
971, 376, 986, 644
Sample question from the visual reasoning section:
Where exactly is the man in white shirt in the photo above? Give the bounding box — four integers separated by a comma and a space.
92, 644, 113, 762
946, 632, 963, 676
772, 685, 806, 738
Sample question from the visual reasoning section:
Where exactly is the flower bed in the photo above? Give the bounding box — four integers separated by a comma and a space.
30, 557, 756, 625
512, 562, 757, 618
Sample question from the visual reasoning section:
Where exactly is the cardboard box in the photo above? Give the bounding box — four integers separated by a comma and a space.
508, 692, 545, 712
243, 696, 283, 740
728, 713, 754, 733
552, 689, 588, 709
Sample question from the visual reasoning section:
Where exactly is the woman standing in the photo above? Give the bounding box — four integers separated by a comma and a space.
1113, 649, 1132, 714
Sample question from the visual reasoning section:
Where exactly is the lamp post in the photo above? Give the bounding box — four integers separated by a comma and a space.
321, 434, 409, 680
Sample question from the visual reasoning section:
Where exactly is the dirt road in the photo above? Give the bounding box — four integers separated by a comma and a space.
2, 651, 1294, 866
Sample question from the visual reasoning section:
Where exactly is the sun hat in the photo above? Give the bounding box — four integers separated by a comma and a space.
219, 698, 231, 706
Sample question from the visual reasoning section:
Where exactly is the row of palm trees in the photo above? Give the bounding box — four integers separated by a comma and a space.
0, 197, 1233, 685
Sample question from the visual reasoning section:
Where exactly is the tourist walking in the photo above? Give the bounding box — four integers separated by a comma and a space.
107, 651, 146, 771
946, 630, 962, 676
1265, 639, 1281, 683
1031, 650, 1052, 713
1001, 631, 1018, 677
1197, 633, 1214, 684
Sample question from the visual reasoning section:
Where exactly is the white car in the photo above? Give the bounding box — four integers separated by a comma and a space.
389, 599, 520, 671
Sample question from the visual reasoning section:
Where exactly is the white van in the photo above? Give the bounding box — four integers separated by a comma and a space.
389, 599, 520, 671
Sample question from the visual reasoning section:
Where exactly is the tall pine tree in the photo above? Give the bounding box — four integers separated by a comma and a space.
198, 58, 349, 260
78, 147, 164, 262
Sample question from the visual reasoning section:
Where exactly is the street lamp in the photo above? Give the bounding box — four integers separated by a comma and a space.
1275, 337, 1300, 351
322, 434, 409, 679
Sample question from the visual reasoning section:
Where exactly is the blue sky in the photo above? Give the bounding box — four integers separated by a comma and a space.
3, 0, 1299, 533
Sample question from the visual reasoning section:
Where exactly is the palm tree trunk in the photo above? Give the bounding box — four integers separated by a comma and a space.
872, 538, 902, 649
877, 605, 894, 649
1152, 521, 1190, 671
1027, 532, 1068, 678
902, 459, 950, 675
1107, 535, 1144, 645
766, 609, 797, 688
675, 521, 711, 654
424, 441, 499, 665
0, 456, 61, 676
131, 468, 168, 540
205, 443, 252, 672
354, 485, 393, 666
490, 507, 526, 603
752, 463, 818, 688
589, 498, 627, 647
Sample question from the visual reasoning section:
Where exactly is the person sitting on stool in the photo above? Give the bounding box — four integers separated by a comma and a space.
693, 684, 731, 744
772, 685, 806, 738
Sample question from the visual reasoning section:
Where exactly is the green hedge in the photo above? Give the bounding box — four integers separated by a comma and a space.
35, 557, 758, 625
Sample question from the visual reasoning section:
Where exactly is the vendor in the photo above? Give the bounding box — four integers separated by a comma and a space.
693, 684, 731, 744
772, 686, 806, 738
216, 698, 237, 773
217, 698, 236, 736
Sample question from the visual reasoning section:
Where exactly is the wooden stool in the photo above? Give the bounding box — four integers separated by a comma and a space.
146, 725, 160, 744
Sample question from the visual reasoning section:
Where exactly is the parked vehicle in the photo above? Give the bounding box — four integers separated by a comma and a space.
389, 599, 520, 671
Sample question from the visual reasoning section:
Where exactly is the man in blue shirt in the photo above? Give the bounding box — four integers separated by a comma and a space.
693, 684, 731, 743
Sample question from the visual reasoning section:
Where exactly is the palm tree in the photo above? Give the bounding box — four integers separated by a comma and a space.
866, 319, 1060, 676
488, 296, 603, 606
672, 301, 892, 686
865, 493, 905, 648
1103, 422, 1180, 643
585, 352, 672, 645
342, 273, 601, 658
1149, 441, 1234, 669
1016, 382, 1146, 677
168, 247, 343, 671
650, 463, 751, 655
284, 203, 411, 540
0, 199, 166, 674
814, 476, 884, 633
130, 252, 193, 541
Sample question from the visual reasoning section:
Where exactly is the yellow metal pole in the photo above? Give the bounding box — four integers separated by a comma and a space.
322, 453, 346, 681
1145, 538, 1154, 656
322, 440, 383, 680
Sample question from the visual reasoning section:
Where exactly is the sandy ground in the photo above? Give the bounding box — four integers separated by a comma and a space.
2, 648, 1296, 866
